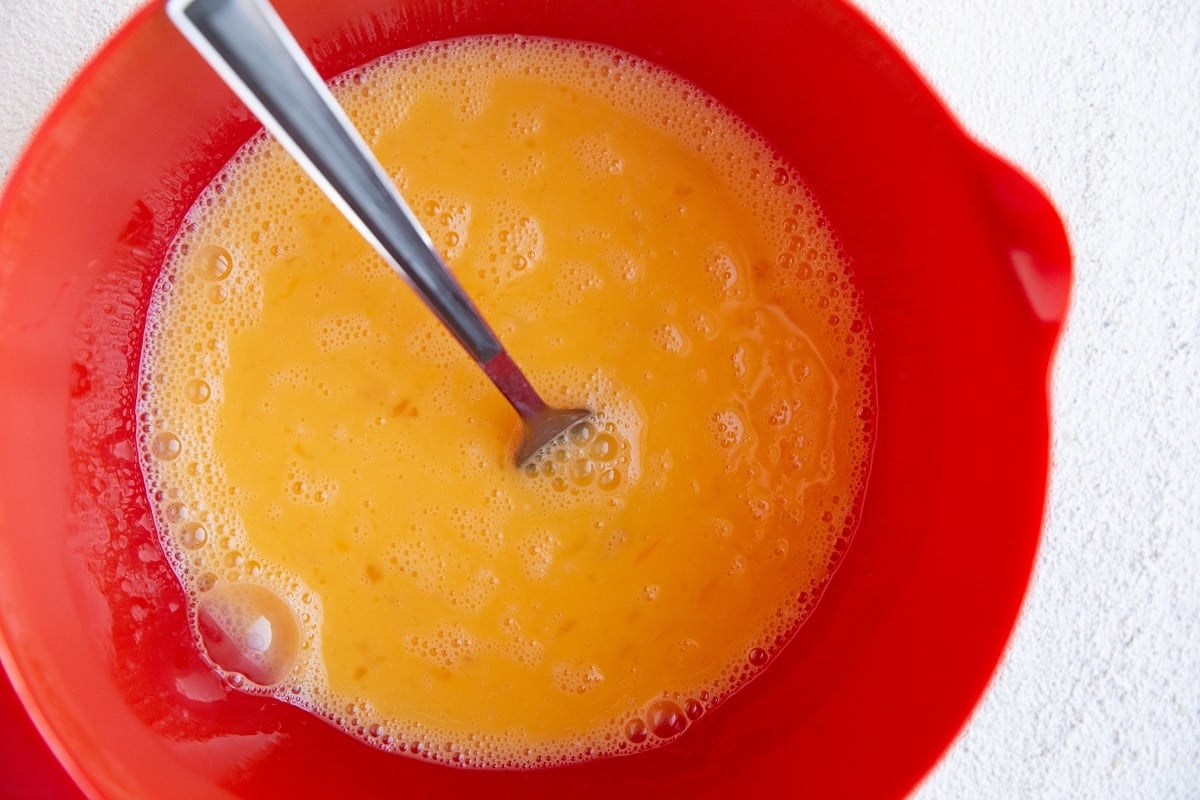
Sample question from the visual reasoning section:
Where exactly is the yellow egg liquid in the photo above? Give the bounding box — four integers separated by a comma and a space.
137, 36, 873, 767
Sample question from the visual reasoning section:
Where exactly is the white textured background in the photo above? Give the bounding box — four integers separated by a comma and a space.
2, 1, 1198, 798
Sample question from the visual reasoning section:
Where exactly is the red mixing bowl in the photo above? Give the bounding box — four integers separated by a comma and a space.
0, 0, 1071, 797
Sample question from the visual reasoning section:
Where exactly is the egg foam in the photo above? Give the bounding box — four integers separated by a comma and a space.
137, 35, 874, 768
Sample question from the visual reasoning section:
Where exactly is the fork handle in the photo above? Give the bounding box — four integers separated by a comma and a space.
167, 0, 504, 365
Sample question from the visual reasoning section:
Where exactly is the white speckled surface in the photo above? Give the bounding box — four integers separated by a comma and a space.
2, 1, 1198, 797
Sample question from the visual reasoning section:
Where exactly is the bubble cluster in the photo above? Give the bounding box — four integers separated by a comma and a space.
523, 416, 632, 498
709, 409, 746, 451
551, 661, 606, 695
705, 247, 745, 300
448, 505, 505, 557
573, 132, 625, 176
386, 537, 444, 594
315, 313, 375, 353
409, 191, 472, 262
442, 568, 500, 613
405, 624, 480, 670
621, 696, 709, 744
284, 460, 339, 507
482, 200, 544, 283
508, 105, 544, 139
652, 323, 690, 356
519, 530, 560, 579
